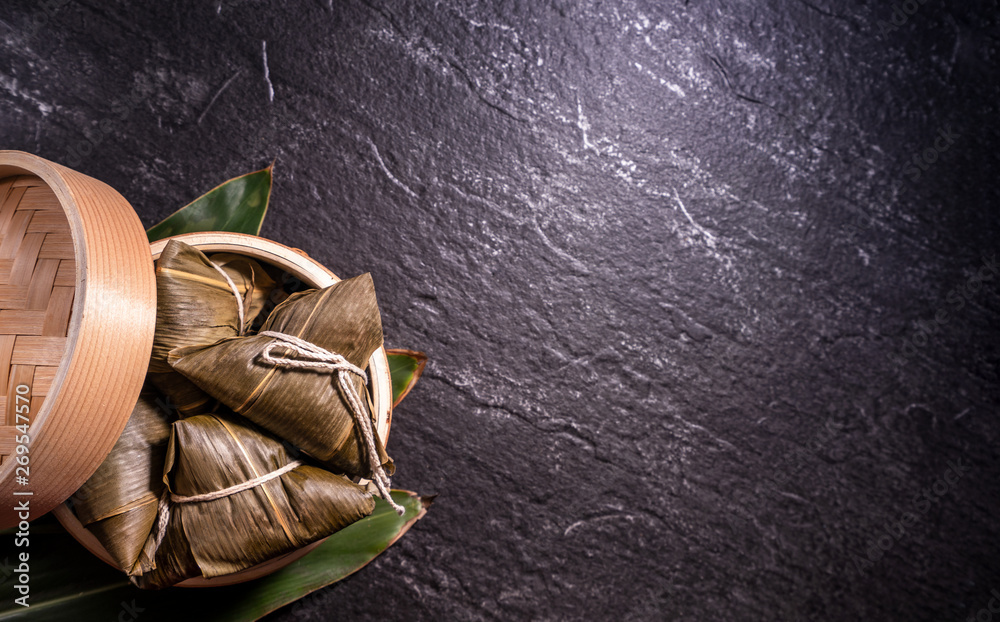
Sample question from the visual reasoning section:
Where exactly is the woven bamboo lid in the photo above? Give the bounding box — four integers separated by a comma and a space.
0, 150, 156, 528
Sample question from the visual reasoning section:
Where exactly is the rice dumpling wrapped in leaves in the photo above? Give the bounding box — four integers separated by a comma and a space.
150, 241, 276, 373
146, 372, 215, 419
73, 390, 173, 574
209, 251, 279, 326
149, 241, 276, 416
132, 413, 375, 589
168, 273, 391, 481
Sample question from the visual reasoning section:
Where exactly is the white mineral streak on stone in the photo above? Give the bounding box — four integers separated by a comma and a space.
369, 138, 418, 198
671, 186, 715, 242
576, 96, 598, 153
0, 74, 53, 116
197, 69, 241, 125
633, 60, 686, 97
262, 40, 274, 102
564, 513, 638, 537
533, 218, 592, 275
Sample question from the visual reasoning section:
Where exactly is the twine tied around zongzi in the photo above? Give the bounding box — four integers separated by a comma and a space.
209, 261, 247, 336
137, 459, 303, 572
257, 330, 405, 516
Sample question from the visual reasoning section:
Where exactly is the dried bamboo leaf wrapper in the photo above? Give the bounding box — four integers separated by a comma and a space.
209, 251, 278, 321
169, 273, 391, 479
147, 372, 215, 418
133, 414, 375, 589
73, 391, 173, 573
149, 240, 276, 373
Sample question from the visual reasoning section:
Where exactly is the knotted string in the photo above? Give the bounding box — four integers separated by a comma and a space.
258, 330, 404, 516
137, 459, 303, 572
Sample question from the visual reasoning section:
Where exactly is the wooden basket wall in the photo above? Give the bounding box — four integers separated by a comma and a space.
0, 150, 157, 530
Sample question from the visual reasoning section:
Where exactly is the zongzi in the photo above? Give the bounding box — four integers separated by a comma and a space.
73, 390, 173, 574
168, 273, 391, 481
147, 372, 215, 419
149, 241, 276, 416
132, 412, 375, 589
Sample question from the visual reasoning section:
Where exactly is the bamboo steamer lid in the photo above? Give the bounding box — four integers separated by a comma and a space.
0, 150, 156, 529
0, 153, 394, 583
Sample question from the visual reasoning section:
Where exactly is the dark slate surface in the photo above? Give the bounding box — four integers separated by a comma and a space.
2, 1, 999, 620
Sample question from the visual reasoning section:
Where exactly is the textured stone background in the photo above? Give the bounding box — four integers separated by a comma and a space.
2, 1, 999, 620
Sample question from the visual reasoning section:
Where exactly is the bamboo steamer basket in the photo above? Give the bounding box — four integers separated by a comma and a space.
0, 151, 154, 528
0, 151, 393, 586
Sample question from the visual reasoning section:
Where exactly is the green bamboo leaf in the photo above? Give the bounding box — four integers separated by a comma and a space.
0, 491, 430, 621
146, 165, 273, 242
386, 350, 427, 407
